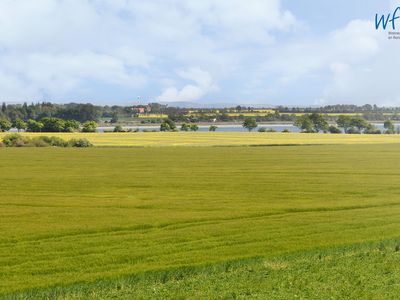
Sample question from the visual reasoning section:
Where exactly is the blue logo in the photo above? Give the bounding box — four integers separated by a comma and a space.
375, 7, 400, 30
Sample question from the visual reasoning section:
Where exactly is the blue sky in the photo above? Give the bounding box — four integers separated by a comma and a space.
0, 0, 399, 106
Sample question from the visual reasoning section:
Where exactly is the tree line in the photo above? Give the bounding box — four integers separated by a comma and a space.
0, 117, 98, 133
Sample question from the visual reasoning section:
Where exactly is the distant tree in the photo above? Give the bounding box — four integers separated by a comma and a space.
82, 121, 98, 132
113, 125, 125, 132
110, 112, 119, 123
190, 124, 199, 131
209, 125, 218, 132
350, 117, 370, 132
13, 118, 27, 132
64, 120, 80, 132
243, 117, 258, 132
180, 123, 190, 131
347, 127, 361, 134
0, 119, 12, 132
160, 119, 176, 132
294, 115, 315, 133
328, 125, 342, 134
41, 117, 66, 132
336, 115, 352, 133
363, 123, 381, 134
309, 113, 329, 132
1, 103, 6, 114
26, 119, 44, 132
384, 120, 395, 134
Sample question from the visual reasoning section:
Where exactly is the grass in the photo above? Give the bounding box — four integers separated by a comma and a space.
9, 239, 400, 299
3, 132, 400, 147
2, 144, 400, 297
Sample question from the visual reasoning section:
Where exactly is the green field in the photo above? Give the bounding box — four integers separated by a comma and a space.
2, 143, 400, 298
3, 132, 400, 147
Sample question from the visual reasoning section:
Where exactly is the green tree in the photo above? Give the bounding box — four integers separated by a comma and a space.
336, 115, 352, 133
190, 124, 199, 131
26, 119, 44, 132
82, 121, 98, 132
350, 117, 369, 132
209, 125, 218, 132
41, 117, 66, 132
384, 120, 395, 134
328, 125, 342, 134
294, 115, 314, 133
0, 119, 12, 132
110, 112, 119, 123
64, 120, 80, 132
309, 113, 329, 132
13, 118, 27, 132
180, 123, 190, 131
113, 125, 125, 132
160, 119, 176, 132
242, 117, 258, 132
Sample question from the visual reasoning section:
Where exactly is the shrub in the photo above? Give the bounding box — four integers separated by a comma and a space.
347, 128, 361, 134
180, 123, 190, 131
2, 134, 32, 147
68, 138, 93, 148
160, 119, 176, 132
267, 128, 276, 132
1, 134, 93, 148
258, 127, 267, 132
364, 128, 381, 134
282, 129, 290, 133
190, 124, 199, 131
35, 136, 69, 147
209, 125, 218, 132
113, 125, 125, 132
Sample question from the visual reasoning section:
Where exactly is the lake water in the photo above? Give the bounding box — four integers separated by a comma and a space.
97, 123, 398, 133
8, 123, 399, 133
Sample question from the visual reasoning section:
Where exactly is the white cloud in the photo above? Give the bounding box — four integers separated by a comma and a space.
0, 0, 297, 102
157, 68, 218, 102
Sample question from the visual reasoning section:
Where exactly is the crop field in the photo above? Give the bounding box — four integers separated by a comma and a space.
2, 144, 400, 298
3, 132, 400, 147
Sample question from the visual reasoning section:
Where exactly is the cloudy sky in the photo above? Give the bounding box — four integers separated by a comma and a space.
0, 0, 398, 106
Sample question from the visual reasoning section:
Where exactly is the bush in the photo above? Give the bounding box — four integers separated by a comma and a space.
113, 125, 125, 132
364, 128, 381, 134
1, 134, 93, 148
209, 125, 218, 132
258, 127, 267, 132
282, 129, 290, 133
35, 136, 69, 147
347, 128, 361, 134
2, 134, 32, 147
68, 138, 93, 148
267, 128, 276, 132
328, 126, 342, 134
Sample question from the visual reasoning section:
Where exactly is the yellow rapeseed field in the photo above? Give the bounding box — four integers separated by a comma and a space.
2, 132, 400, 147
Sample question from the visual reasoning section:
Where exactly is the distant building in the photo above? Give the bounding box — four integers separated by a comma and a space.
132, 105, 152, 115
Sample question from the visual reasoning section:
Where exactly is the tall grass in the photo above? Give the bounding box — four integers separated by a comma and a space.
1, 145, 400, 295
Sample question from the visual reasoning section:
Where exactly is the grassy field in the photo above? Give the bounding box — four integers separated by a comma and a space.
12, 239, 400, 299
2, 144, 400, 298
3, 132, 400, 147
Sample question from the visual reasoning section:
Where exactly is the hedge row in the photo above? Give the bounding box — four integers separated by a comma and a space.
0, 134, 93, 148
